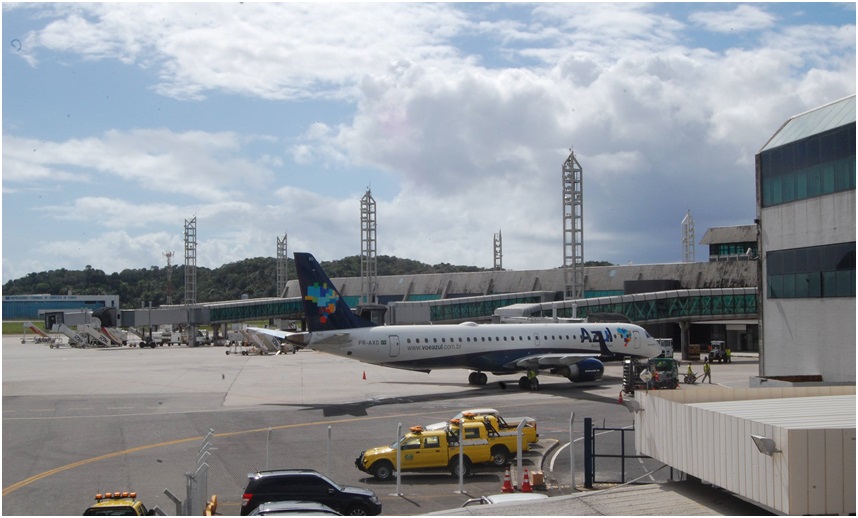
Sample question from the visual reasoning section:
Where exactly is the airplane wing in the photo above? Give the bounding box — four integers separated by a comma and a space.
246, 327, 291, 340
505, 353, 600, 370
246, 327, 352, 348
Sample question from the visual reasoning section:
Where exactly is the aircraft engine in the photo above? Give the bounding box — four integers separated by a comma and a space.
564, 358, 604, 382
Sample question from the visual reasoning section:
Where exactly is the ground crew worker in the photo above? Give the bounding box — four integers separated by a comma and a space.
725, 347, 732, 363
701, 358, 712, 384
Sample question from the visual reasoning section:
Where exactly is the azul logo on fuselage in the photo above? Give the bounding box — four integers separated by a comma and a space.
580, 327, 631, 346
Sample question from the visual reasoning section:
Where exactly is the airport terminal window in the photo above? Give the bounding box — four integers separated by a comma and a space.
767, 242, 855, 298
760, 123, 856, 207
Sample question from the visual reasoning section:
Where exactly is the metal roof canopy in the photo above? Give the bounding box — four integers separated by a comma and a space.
760, 94, 856, 152
691, 394, 855, 429
699, 225, 756, 245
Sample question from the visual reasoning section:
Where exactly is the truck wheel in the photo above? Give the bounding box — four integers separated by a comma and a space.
371, 460, 394, 481
490, 445, 510, 466
449, 457, 472, 477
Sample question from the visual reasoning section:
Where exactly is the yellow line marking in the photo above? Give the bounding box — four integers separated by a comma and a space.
2, 412, 421, 497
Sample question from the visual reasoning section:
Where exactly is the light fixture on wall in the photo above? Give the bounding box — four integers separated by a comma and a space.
750, 434, 781, 456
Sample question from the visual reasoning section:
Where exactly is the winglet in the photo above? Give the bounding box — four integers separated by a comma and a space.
294, 253, 377, 332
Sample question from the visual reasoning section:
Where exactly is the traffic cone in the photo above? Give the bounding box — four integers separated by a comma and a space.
618, 391, 624, 404
500, 465, 514, 493
521, 468, 533, 493
362, 371, 366, 380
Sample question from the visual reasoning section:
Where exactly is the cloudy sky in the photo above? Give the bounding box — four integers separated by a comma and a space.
2, 2, 855, 283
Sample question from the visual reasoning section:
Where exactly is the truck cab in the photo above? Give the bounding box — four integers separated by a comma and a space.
83, 491, 153, 516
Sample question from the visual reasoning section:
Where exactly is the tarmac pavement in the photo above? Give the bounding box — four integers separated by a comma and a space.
3, 334, 769, 516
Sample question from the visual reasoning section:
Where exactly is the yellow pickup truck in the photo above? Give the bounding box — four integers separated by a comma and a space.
356, 422, 496, 480
83, 491, 153, 516
448, 413, 538, 466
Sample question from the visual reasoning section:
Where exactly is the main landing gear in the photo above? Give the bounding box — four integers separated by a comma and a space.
468, 370, 540, 390
468, 371, 488, 385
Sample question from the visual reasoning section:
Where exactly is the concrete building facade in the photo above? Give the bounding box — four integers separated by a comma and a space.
756, 95, 856, 383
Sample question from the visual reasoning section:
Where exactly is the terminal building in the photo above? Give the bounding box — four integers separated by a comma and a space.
637, 95, 855, 516
756, 94, 856, 383
2, 294, 119, 320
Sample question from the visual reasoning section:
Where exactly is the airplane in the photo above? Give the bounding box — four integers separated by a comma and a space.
253, 252, 662, 390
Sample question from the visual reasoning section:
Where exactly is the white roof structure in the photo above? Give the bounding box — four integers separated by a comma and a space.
636, 386, 856, 515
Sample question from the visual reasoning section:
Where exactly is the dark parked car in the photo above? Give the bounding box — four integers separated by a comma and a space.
240, 469, 381, 516
248, 500, 342, 515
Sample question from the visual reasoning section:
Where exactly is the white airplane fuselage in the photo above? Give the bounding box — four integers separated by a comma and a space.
298, 321, 660, 373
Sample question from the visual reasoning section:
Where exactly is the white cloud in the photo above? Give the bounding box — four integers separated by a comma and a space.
689, 5, 777, 33
3, 130, 276, 201
24, 3, 472, 101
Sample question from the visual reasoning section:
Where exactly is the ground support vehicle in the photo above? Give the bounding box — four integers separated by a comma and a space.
356, 422, 499, 480
83, 491, 155, 516
622, 357, 680, 393
424, 408, 536, 434
240, 469, 381, 516
448, 413, 539, 466
708, 340, 729, 363
21, 321, 62, 346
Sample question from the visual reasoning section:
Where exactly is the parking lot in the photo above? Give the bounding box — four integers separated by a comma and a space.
2, 336, 759, 515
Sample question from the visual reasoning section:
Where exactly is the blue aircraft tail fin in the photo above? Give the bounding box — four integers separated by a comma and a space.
294, 252, 377, 332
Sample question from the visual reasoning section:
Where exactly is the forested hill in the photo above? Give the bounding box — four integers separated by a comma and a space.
1, 256, 488, 308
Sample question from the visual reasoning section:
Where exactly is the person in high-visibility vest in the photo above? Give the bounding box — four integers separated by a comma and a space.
701, 358, 712, 384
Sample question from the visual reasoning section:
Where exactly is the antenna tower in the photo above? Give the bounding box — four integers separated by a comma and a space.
360, 188, 378, 305
682, 210, 696, 262
493, 230, 503, 270
163, 251, 174, 305
562, 148, 584, 300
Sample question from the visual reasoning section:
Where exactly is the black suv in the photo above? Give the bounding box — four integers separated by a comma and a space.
240, 469, 382, 516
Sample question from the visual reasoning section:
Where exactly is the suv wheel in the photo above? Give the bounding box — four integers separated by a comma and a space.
345, 504, 370, 515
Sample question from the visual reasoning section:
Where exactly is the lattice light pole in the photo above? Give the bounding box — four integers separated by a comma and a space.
562, 149, 584, 300
682, 210, 695, 263
360, 188, 378, 305
184, 217, 197, 305
276, 233, 288, 297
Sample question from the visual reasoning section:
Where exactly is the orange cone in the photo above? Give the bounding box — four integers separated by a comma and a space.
521, 468, 533, 493
618, 391, 624, 404
362, 371, 366, 380
500, 465, 514, 493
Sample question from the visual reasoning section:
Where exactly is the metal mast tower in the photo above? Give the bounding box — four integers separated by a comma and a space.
493, 230, 503, 270
276, 233, 288, 297
184, 217, 197, 305
163, 251, 174, 305
562, 148, 584, 300
360, 188, 378, 305
682, 210, 696, 262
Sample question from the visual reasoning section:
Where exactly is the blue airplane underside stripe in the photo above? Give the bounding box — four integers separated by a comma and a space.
376, 348, 583, 372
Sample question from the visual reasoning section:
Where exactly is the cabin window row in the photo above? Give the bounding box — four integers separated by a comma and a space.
404, 334, 582, 344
